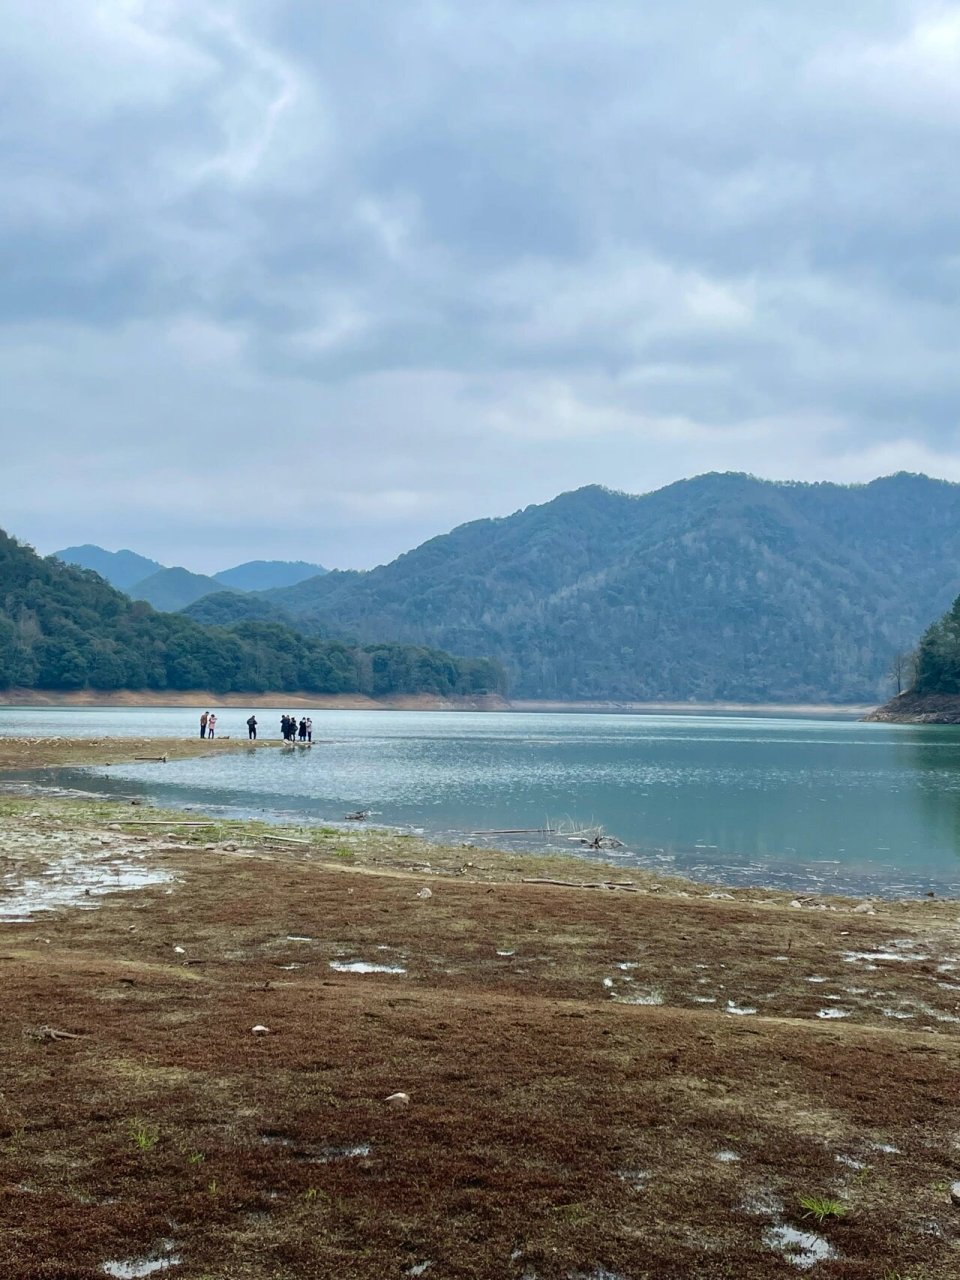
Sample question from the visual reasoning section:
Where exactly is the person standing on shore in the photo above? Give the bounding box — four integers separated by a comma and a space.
298, 716, 307, 742
200, 711, 208, 739
207, 712, 217, 739
305, 716, 313, 743
247, 715, 257, 741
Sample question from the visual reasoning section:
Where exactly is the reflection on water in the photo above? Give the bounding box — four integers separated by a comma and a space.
3, 707, 960, 896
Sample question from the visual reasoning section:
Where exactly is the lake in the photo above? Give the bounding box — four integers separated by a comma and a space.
3, 705, 960, 897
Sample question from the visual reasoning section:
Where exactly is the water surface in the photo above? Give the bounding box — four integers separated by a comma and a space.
3, 706, 960, 896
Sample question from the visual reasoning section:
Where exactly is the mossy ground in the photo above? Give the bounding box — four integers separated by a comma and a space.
0, 742, 958, 1278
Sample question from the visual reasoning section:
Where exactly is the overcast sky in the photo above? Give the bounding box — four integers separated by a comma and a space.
4, 1, 960, 571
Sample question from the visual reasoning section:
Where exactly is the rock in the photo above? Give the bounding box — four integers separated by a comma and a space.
252, 1024, 270, 1036
789, 899, 804, 909
708, 892, 734, 900
416, 887, 433, 899
853, 902, 876, 914
385, 1091, 410, 1108
173, 946, 186, 955
221, 842, 239, 852
949, 1181, 960, 1207
203, 844, 216, 851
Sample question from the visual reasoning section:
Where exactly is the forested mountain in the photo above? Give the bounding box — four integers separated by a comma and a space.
213, 560, 327, 592
0, 530, 505, 697
54, 546, 327, 608
129, 567, 234, 612
184, 472, 960, 703
54, 545, 162, 591
913, 594, 960, 696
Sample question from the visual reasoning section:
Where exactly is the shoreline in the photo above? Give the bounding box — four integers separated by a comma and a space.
0, 687, 872, 716
0, 735, 953, 901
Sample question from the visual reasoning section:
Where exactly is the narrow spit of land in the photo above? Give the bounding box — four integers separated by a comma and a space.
0, 741, 958, 1278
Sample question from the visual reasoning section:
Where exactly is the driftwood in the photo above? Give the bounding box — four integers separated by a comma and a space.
469, 827, 556, 835
133, 755, 168, 763
521, 878, 637, 891
260, 834, 311, 846
24, 1025, 84, 1042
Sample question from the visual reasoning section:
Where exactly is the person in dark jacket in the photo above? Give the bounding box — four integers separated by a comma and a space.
247, 715, 257, 741
200, 711, 208, 739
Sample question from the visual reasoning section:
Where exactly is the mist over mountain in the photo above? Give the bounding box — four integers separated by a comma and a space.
183, 472, 960, 704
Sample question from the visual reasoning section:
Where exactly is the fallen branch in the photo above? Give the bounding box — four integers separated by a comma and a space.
24, 1025, 84, 1042
259, 834, 311, 846
521, 878, 637, 890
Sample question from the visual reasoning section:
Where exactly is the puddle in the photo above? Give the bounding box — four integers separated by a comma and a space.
101, 1240, 181, 1278
872, 1143, 900, 1154
805, 976, 827, 984
692, 995, 717, 1004
286, 935, 314, 942
613, 989, 663, 1006
1, 856, 173, 921
881, 1008, 915, 1020
617, 1168, 651, 1189
725, 1001, 757, 1016
329, 961, 406, 975
715, 1150, 740, 1163
496, 949, 515, 957
816, 1009, 850, 1020
406, 1264, 432, 1277
762, 1224, 836, 1270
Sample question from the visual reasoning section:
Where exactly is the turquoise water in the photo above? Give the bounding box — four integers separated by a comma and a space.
3, 706, 960, 896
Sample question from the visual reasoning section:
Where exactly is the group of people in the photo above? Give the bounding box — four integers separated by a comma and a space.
281, 713, 312, 742
198, 711, 312, 742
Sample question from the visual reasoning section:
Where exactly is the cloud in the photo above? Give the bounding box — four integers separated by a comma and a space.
2, 0, 960, 571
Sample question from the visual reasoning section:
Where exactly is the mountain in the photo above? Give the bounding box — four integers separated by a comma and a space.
212, 560, 327, 592
0, 530, 506, 697
188, 472, 960, 703
53, 544, 163, 591
53, 546, 329, 610
129, 567, 236, 612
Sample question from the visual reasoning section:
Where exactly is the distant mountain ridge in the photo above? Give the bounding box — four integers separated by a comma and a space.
2, 531, 503, 697
182, 471, 960, 703
53, 546, 328, 610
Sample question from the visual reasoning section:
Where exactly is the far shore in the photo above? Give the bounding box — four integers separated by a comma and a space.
0, 687, 873, 716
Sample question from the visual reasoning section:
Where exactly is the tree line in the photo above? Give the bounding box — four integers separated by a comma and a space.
0, 531, 506, 697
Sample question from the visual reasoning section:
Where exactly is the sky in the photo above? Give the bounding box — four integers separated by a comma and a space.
4, 1, 960, 572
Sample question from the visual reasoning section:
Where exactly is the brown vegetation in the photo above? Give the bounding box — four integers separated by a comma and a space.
0, 790, 958, 1277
